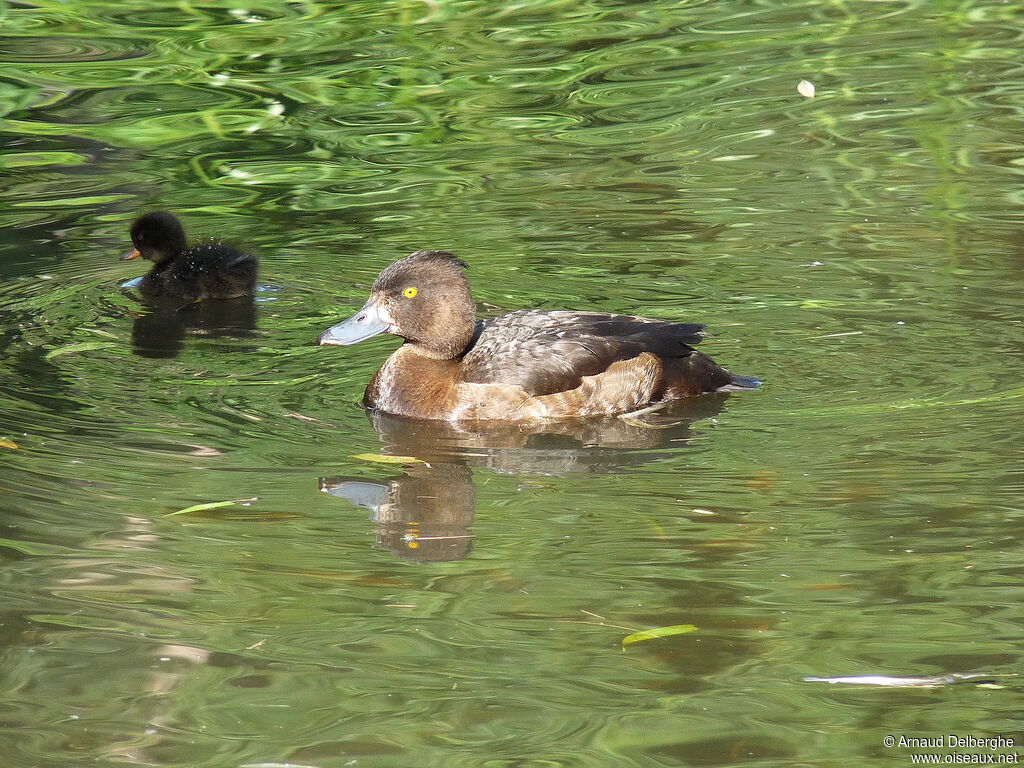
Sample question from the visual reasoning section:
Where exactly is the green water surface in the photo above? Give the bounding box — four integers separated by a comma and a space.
1, 1, 1022, 766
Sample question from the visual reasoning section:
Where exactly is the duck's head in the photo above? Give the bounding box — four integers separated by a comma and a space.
319, 250, 475, 360
122, 212, 187, 264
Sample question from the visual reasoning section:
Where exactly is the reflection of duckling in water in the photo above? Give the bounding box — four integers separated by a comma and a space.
130, 297, 258, 359
121, 212, 258, 300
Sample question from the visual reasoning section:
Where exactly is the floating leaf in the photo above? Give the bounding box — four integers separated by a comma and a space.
0, 438, 18, 450
622, 623, 698, 647
797, 79, 816, 98
45, 341, 117, 360
165, 500, 238, 517
83, 328, 120, 339
810, 331, 864, 339
13, 194, 132, 208
0, 537, 71, 555
350, 453, 425, 464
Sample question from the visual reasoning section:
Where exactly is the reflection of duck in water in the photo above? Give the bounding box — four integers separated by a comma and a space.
121, 212, 258, 300
319, 250, 758, 422
321, 397, 727, 562
321, 462, 476, 563
363, 401, 727, 474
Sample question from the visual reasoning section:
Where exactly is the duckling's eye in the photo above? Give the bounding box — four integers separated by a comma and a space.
403, 286, 418, 298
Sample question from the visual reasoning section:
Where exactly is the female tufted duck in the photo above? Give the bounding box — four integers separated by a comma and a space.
318, 250, 758, 421
121, 212, 257, 300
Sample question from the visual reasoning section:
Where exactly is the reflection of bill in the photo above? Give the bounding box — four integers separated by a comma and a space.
320, 396, 730, 562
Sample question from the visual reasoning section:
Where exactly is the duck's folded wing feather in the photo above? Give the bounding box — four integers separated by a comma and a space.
460, 310, 706, 396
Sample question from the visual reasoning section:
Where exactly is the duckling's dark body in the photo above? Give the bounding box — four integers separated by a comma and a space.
122, 212, 257, 300
135, 243, 257, 300
320, 251, 757, 422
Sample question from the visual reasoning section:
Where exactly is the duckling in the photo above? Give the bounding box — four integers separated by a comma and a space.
120, 212, 257, 300
318, 250, 758, 422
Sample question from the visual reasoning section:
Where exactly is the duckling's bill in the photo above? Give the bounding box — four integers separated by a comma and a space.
121, 249, 142, 261
319, 300, 390, 346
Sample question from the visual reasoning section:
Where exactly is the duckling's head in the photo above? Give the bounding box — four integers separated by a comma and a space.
319, 250, 475, 360
122, 212, 187, 264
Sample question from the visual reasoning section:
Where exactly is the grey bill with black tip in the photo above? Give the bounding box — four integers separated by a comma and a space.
318, 300, 390, 346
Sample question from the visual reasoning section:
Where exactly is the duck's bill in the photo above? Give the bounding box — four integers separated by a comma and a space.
318, 300, 390, 346
120, 249, 142, 261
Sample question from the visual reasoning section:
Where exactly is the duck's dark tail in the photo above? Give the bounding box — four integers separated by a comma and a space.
717, 373, 762, 392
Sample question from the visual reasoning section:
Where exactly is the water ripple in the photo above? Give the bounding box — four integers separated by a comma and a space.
0, 35, 146, 63
2, 2, 1023, 767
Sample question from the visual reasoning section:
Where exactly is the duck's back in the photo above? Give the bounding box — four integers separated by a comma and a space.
460, 309, 735, 399
143, 243, 257, 300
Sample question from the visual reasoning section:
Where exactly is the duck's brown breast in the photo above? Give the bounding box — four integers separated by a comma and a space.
364, 346, 463, 420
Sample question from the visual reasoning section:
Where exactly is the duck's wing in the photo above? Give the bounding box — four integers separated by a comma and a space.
460, 310, 707, 396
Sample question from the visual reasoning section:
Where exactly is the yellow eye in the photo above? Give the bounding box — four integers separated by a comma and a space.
403, 286, 418, 298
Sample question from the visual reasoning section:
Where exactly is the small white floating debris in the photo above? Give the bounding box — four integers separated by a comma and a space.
797, 80, 816, 98
804, 673, 1005, 688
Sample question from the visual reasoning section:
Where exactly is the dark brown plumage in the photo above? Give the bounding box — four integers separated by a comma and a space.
318, 250, 758, 421
121, 212, 257, 300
